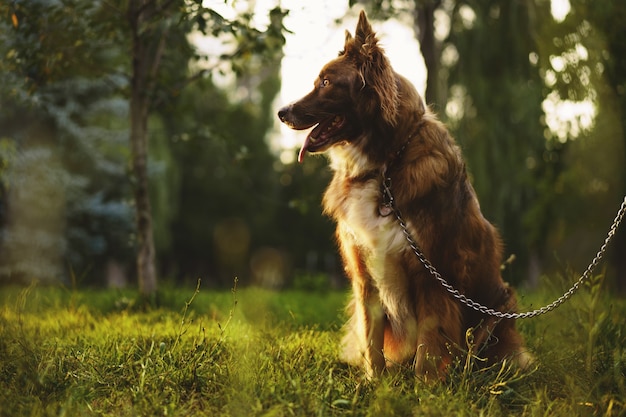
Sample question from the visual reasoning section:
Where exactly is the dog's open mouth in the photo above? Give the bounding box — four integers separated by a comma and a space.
298, 115, 346, 163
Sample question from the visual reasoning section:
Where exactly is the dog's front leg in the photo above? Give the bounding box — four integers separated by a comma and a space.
338, 232, 386, 378
353, 282, 386, 378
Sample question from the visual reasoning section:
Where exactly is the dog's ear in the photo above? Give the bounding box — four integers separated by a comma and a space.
352, 11, 399, 126
354, 10, 374, 50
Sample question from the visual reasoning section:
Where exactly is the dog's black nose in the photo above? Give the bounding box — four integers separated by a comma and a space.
277, 106, 290, 122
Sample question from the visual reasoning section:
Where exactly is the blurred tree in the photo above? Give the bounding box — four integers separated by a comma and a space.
126, 0, 286, 297
127, 0, 159, 298
444, 0, 565, 285
157, 77, 283, 285
0, 1, 287, 294
414, 0, 443, 107
585, 2, 626, 293
0, 1, 133, 284
537, 0, 626, 291
151, 6, 290, 286
274, 156, 338, 285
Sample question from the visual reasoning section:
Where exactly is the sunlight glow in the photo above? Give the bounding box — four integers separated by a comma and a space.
550, 0, 571, 23
445, 84, 468, 122
550, 55, 566, 72
543, 40, 595, 142
458, 5, 476, 30
542, 91, 596, 143
433, 8, 451, 41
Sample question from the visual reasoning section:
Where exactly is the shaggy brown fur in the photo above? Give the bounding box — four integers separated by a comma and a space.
278, 11, 532, 380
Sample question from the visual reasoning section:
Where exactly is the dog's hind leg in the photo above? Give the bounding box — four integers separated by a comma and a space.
413, 292, 463, 381
474, 286, 534, 369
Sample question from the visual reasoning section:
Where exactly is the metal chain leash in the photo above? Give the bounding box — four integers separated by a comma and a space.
382, 176, 626, 319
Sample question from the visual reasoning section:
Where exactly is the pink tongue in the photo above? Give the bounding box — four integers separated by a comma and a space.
298, 121, 328, 163
298, 135, 312, 163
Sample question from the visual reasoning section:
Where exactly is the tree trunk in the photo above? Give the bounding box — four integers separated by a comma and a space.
413, 0, 442, 108
129, 0, 158, 298
613, 114, 626, 295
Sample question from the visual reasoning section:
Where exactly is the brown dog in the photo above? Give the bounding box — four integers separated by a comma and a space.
278, 11, 531, 380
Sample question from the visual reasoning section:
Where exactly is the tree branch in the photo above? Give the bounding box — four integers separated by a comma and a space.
153, 0, 178, 17
151, 66, 218, 109
149, 27, 168, 81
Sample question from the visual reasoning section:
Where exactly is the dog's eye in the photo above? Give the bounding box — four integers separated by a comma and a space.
321, 78, 330, 87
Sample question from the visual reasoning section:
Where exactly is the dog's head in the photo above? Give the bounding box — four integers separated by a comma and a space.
278, 11, 399, 162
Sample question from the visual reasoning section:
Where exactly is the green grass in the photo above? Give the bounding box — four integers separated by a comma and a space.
1, 275, 625, 416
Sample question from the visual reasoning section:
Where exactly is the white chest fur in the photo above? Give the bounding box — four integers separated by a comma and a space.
328, 145, 408, 284
327, 145, 415, 335
336, 178, 413, 332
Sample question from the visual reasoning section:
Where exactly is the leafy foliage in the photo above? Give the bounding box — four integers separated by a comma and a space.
0, 1, 291, 287
442, 1, 563, 284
